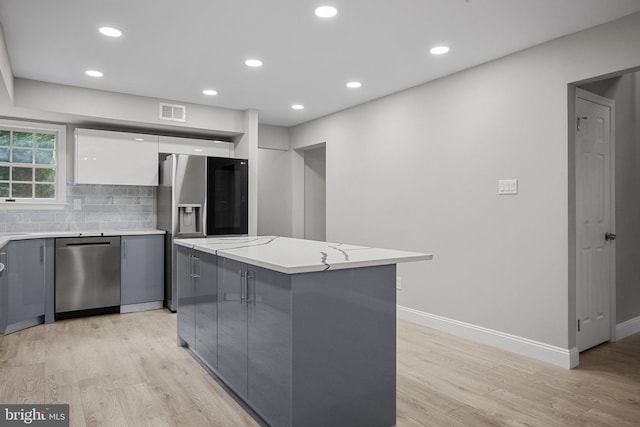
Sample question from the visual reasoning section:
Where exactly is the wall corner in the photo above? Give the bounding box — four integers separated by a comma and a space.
236, 109, 259, 236
0, 21, 14, 103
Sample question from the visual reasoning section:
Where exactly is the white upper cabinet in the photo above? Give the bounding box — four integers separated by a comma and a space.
159, 135, 234, 158
75, 129, 159, 186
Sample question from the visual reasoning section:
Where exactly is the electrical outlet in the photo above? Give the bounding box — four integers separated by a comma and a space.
396, 276, 402, 290
73, 199, 82, 210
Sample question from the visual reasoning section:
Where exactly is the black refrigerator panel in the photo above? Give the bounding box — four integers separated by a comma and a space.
207, 157, 248, 235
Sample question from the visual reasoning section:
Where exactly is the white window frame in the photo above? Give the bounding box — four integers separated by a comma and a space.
0, 118, 67, 209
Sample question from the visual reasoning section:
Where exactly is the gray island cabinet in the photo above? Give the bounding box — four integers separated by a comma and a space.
175, 236, 432, 427
176, 244, 218, 369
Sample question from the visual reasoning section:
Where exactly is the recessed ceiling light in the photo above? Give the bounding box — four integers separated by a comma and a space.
85, 70, 103, 77
430, 46, 450, 55
134, 138, 144, 141
315, 6, 338, 18
202, 89, 218, 96
291, 104, 305, 110
346, 81, 362, 89
245, 59, 263, 67
99, 27, 122, 37
194, 148, 203, 152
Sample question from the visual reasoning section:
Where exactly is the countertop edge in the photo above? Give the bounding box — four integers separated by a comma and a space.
173, 240, 195, 249
175, 237, 433, 275
0, 229, 166, 249
218, 252, 433, 274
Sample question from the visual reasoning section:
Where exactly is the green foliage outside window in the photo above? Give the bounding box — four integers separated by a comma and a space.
35, 168, 55, 182
0, 128, 57, 199
0, 131, 9, 146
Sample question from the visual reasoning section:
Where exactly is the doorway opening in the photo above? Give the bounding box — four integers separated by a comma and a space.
571, 67, 640, 362
303, 144, 326, 241
573, 88, 615, 353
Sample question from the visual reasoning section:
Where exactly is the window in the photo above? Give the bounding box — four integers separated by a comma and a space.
0, 119, 66, 208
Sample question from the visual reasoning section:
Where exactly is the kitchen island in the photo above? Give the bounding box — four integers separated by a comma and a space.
174, 236, 432, 427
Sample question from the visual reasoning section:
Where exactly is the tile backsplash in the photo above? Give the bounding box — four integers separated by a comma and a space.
0, 184, 156, 233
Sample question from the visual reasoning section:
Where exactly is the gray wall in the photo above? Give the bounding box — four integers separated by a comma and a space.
289, 12, 640, 350
304, 146, 326, 241
581, 72, 640, 324
257, 124, 292, 237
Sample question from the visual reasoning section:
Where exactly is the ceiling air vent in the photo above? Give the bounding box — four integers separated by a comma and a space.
159, 102, 186, 122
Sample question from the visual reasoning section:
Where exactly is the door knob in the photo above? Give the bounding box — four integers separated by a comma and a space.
605, 232, 616, 241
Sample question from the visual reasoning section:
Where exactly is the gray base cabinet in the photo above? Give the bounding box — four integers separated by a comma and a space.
179, 249, 396, 427
248, 264, 292, 427
0, 252, 7, 333
289, 266, 396, 427
176, 245, 218, 370
217, 258, 249, 396
177, 245, 195, 346
195, 251, 218, 369
121, 235, 165, 306
218, 257, 292, 426
177, 246, 396, 427
3, 239, 53, 334
1, 233, 163, 335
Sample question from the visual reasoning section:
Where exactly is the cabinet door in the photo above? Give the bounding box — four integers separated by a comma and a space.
217, 257, 248, 398
121, 235, 165, 305
176, 246, 195, 347
44, 239, 55, 324
7, 240, 45, 325
0, 251, 7, 333
248, 265, 292, 427
195, 251, 217, 369
75, 128, 159, 186
158, 135, 234, 157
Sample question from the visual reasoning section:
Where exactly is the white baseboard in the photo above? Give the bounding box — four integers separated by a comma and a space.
397, 306, 579, 369
616, 316, 640, 341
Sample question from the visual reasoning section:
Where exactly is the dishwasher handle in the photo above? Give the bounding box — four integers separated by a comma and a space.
55, 236, 121, 250
64, 242, 112, 247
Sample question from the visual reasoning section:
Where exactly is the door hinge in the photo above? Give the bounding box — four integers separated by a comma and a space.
577, 116, 588, 131
577, 319, 580, 332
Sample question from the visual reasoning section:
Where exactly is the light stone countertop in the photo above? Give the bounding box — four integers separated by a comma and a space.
0, 229, 165, 249
174, 235, 432, 274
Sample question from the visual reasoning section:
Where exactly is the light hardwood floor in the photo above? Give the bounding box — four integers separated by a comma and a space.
0, 309, 638, 427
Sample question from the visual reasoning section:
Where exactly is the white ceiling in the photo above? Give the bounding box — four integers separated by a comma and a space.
1, 0, 640, 127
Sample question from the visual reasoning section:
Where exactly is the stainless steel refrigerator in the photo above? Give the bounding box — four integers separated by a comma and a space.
157, 154, 207, 311
157, 154, 249, 311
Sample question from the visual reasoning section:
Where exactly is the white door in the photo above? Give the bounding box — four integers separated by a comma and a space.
575, 89, 614, 352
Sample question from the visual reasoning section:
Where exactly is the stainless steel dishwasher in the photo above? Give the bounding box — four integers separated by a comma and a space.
55, 236, 121, 319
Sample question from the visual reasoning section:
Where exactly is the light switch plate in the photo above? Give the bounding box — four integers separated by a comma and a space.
498, 179, 518, 195
73, 198, 82, 210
